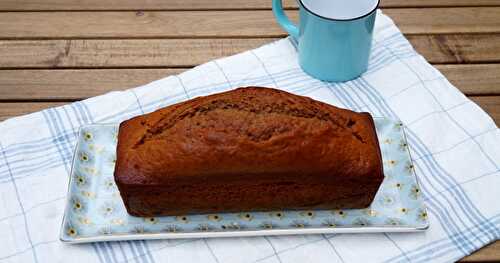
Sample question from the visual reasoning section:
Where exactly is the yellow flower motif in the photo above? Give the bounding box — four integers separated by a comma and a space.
365, 209, 378, 217
399, 141, 408, 150
383, 138, 393, 144
144, 217, 158, 224
380, 195, 395, 206
79, 217, 92, 225
104, 207, 113, 214
75, 174, 86, 187
418, 210, 428, 221
238, 213, 253, 221
221, 222, 241, 230
73, 200, 83, 211
399, 207, 409, 214
394, 122, 403, 130
394, 182, 404, 190
111, 218, 124, 225
207, 214, 222, 222
261, 222, 273, 229
406, 163, 415, 174
332, 210, 347, 218
300, 211, 315, 219
386, 160, 397, 166
82, 167, 98, 175
353, 217, 369, 226
269, 211, 285, 220
100, 202, 115, 217
103, 178, 115, 190
88, 144, 104, 153
83, 132, 93, 141
67, 227, 77, 237
132, 226, 147, 234
198, 224, 212, 231
164, 225, 179, 233
386, 218, 402, 226
176, 215, 189, 223
292, 221, 308, 228
323, 220, 337, 228
80, 152, 90, 162
410, 184, 421, 199
81, 191, 96, 199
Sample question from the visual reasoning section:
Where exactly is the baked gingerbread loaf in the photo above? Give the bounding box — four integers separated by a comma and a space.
114, 87, 383, 217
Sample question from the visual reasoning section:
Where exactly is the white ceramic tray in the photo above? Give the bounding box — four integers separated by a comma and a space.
60, 118, 428, 243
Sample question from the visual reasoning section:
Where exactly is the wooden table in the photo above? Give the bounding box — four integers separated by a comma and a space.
0, 0, 498, 261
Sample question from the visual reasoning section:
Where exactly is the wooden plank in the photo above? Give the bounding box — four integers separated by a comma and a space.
0, 0, 298, 11
1, 8, 500, 39
382, 0, 500, 8
1, 34, 500, 69
1, 0, 499, 11
383, 8, 500, 34
0, 11, 291, 39
435, 64, 500, 95
461, 241, 500, 262
0, 96, 498, 124
0, 69, 185, 100
1, 65, 498, 101
469, 96, 500, 126
408, 34, 500, 64
0, 39, 272, 68
0, 102, 65, 121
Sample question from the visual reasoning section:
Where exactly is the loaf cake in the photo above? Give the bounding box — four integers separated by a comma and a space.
114, 87, 384, 217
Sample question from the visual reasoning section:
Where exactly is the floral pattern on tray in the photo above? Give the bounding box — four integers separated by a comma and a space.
60, 118, 428, 242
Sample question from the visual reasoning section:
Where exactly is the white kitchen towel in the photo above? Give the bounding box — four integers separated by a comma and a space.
0, 10, 498, 263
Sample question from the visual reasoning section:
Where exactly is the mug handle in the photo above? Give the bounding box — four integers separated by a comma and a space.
272, 0, 299, 39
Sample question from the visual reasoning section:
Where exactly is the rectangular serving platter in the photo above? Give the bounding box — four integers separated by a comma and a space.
60, 118, 428, 243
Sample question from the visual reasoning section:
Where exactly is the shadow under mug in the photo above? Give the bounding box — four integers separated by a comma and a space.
272, 0, 379, 82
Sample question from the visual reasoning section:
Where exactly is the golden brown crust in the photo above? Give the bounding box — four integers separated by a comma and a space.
114, 87, 384, 216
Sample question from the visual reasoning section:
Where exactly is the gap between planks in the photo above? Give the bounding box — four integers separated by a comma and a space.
1, 0, 500, 11
0, 8, 500, 39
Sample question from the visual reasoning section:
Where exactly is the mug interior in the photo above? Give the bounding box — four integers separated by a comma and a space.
299, 0, 379, 21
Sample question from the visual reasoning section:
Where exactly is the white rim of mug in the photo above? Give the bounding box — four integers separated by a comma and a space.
298, 0, 380, 22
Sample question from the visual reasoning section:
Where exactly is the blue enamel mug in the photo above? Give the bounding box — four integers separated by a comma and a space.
272, 0, 379, 81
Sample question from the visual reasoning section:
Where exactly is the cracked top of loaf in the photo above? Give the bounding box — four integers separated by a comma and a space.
114, 87, 382, 188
